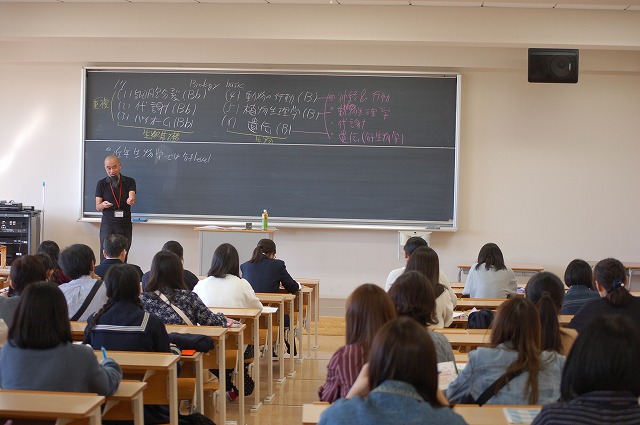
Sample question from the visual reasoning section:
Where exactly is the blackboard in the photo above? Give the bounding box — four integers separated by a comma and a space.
82, 69, 459, 229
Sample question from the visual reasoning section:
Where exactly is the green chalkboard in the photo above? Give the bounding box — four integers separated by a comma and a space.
83, 69, 459, 229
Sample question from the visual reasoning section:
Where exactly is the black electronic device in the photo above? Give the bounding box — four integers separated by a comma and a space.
0, 201, 23, 211
528, 48, 579, 84
0, 209, 41, 264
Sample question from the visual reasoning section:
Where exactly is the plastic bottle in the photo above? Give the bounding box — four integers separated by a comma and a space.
262, 209, 268, 230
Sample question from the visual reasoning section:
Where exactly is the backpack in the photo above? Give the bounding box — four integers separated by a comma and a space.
467, 308, 494, 329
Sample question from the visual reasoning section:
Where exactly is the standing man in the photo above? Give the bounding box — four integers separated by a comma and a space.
95, 155, 136, 262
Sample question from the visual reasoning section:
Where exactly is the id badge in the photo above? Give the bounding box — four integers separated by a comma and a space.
114, 210, 124, 218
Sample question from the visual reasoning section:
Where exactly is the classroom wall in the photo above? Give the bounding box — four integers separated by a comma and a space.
1, 3, 640, 299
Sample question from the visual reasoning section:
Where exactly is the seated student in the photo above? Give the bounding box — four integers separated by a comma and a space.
84, 264, 171, 425
404, 246, 457, 328
94, 234, 143, 281
194, 243, 263, 310
385, 236, 451, 292
240, 239, 300, 294
446, 297, 564, 405
84, 264, 170, 352
193, 243, 262, 401
532, 315, 640, 425
58, 244, 108, 322
560, 259, 600, 314
462, 242, 517, 298
318, 284, 396, 403
142, 240, 199, 291
0, 281, 122, 395
140, 250, 227, 327
388, 271, 456, 365
37, 240, 71, 284
0, 255, 47, 326
526, 271, 577, 356
35, 252, 57, 283
318, 317, 467, 425
241, 239, 299, 355
568, 258, 640, 332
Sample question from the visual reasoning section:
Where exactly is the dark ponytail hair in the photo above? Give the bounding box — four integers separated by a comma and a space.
594, 258, 631, 308
84, 264, 142, 343
248, 239, 276, 263
525, 271, 565, 353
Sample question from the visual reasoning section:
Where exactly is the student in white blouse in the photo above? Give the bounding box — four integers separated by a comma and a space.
194, 243, 263, 310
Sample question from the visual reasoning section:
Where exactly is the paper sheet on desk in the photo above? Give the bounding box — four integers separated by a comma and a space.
503, 407, 541, 424
262, 306, 278, 314
437, 361, 458, 391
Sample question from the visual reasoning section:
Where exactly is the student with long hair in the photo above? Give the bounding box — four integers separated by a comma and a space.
388, 271, 456, 365
404, 246, 457, 328
37, 240, 70, 284
318, 317, 467, 425
140, 251, 227, 327
532, 315, 640, 425
84, 264, 171, 425
194, 243, 263, 310
193, 243, 262, 401
446, 297, 564, 405
568, 258, 640, 332
84, 264, 170, 352
462, 243, 517, 298
318, 284, 396, 403
0, 281, 121, 395
526, 271, 577, 356
560, 259, 599, 314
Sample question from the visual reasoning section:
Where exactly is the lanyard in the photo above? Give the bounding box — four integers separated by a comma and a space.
109, 181, 122, 209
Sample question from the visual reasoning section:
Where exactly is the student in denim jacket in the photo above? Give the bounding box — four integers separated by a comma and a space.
447, 297, 564, 405
319, 317, 467, 425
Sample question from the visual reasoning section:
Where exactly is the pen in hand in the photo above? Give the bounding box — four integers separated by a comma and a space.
101, 346, 108, 359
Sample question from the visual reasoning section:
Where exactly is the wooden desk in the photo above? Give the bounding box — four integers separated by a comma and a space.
211, 307, 263, 415
455, 298, 507, 311
435, 329, 492, 348
454, 404, 541, 425
302, 403, 329, 425
165, 324, 228, 425
623, 262, 640, 290
452, 315, 574, 328
256, 292, 291, 384
296, 277, 320, 350
0, 389, 105, 425
102, 380, 147, 425
457, 263, 544, 281
95, 351, 180, 425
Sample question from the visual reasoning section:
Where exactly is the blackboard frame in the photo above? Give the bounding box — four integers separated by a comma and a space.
81, 67, 460, 230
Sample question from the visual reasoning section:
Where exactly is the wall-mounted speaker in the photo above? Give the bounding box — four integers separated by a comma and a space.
528, 48, 579, 84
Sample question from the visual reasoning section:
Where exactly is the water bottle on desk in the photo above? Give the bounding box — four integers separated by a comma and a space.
262, 209, 268, 230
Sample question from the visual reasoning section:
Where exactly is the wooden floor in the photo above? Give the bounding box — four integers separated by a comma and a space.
224, 334, 343, 425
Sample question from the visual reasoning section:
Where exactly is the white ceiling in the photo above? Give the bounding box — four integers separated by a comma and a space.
1, 0, 639, 11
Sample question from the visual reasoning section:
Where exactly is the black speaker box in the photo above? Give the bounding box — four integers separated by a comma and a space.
528, 48, 579, 84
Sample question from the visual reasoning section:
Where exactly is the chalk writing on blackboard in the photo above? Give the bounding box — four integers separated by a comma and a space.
105, 145, 212, 164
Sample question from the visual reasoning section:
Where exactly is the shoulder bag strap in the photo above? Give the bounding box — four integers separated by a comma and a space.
71, 279, 103, 321
155, 290, 194, 326
474, 368, 527, 406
